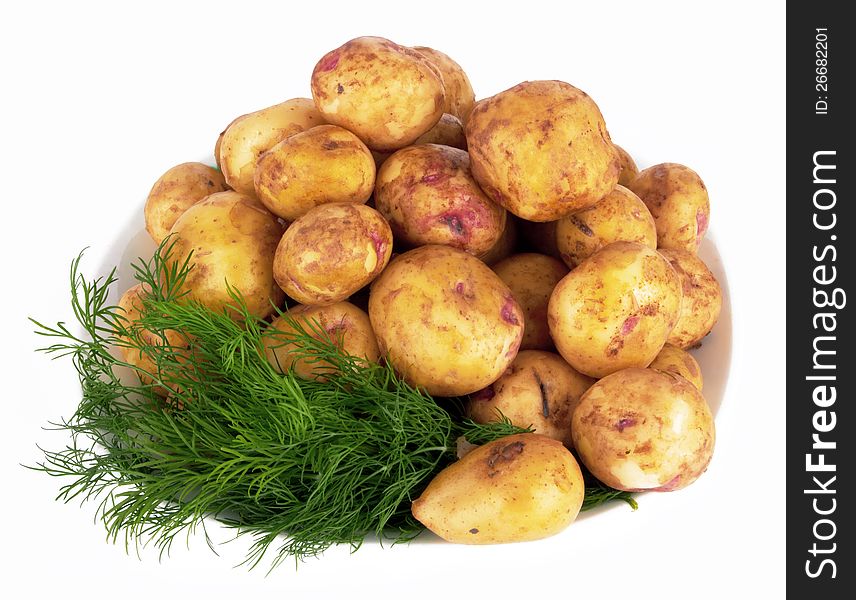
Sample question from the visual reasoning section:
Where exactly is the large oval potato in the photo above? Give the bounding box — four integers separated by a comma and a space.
375, 144, 506, 256
411, 433, 585, 544
368, 245, 523, 396
614, 144, 639, 187
254, 124, 375, 221
555, 184, 656, 268
217, 98, 325, 195
167, 191, 285, 319
466, 80, 620, 222
144, 162, 228, 245
649, 343, 703, 391
628, 162, 710, 252
492, 253, 568, 350
311, 36, 445, 151
572, 368, 715, 492
467, 351, 595, 447
659, 248, 723, 348
411, 46, 476, 124
547, 241, 682, 378
274, 203, 392, 306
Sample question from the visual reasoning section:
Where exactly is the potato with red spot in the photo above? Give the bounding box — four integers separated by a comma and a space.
263, 302, 379, 380
254, 124, 375, 221
368, 245, 523, 396
572, 368, 715, 492
274, 203, 392, 306
547, 241, 682, 378
466, 80, 620, 222
375, 144, 506, 256
659, 248, 723, 348
614, 144, 639, 187
492, 253, 568, 350
411, 433, 585, 544
411, 46, 476, 124
555, 185, 656, 268
628, 162, 710, 252
467, 350, 595, 447
649, 343, 703, 391
311, 36, 445, 151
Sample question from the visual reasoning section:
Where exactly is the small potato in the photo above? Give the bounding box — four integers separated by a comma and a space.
254, 124, 375, 221
628, 162, 710, 252
492, 253, 568, 350
555, 185, 656, 268
371, 113, 468, 168
218, 98, 325, 195
368, 245, 523, 396
411, 433, 585, 544
311, 36, 445, 151
468, 351, 595, 447
649, 343, 703, 391
517, 219, 561, 259
478, 216, 518, 266
263, 302, 379, 380
467, 80, 620, 222
144, 163, 228, 245
375, 144, 506, 256
274, 203, 392, 306
614, 144, 639, 187
168, 191, 285, 319
547, 241, 682, 378
572, 368, 715, 492
659, 248, 723, 348
412, 46, 476, 124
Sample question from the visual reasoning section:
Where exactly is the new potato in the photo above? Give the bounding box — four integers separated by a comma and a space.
649, 343, 703, 391
614, 144, 639, 187
659, 248, 723, 348
411, 46, 476, 124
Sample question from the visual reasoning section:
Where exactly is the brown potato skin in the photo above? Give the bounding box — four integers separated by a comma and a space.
492, 253, 568, 350
547, 241, 683, 378
375, 144, 506, 256
555, 184, 656, 268
478, 215, 518, 266
659, 248, 723, 348
311, 36, 445, 151
263, 302, 379, 380
649, 343, 703, 391
368, 245, 523, 396
411, 46, 476, 124
273, 203, 392, 306
411, 433, 585, 544
572, 368, 715, 492
467, 351, 595, 447
466, 80, 620, 222
614, 144, 639, 187
254, 124, 375, 221
628, 162, 710, 252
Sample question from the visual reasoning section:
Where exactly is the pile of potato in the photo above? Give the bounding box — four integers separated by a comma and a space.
124, 36, 722, 546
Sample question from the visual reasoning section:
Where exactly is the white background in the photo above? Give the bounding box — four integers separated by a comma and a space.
2, 1, 785, 598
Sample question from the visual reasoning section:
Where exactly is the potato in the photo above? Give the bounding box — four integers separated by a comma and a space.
411, 46, 476, 124
517, 219, 561, 258
492, 253, 568, 350
167, 191, 285, 319
311, 36, 445, 151
368, 245, 523, 396
572, 368, 715, 492
659, 248, 723, 348
371, 113, 468, 168
375, 144, 506, 256
649, 343, 703, 391
467, 351, 595, 447
466, 80, 620, 222
628, 162, 710, 252
144, 162, 228, 245
555, 184, 656, 268
217, 98, 325, 195
614, 144, 639, 187
263, 301, 379, 380
274, 203, 392, 306
547, 241, 682, 378
254, 124, 375, 221
411, 433, 584, 544
478, 215, 518, 266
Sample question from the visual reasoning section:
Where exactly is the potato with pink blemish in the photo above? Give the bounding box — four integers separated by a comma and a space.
311, 36, 445, 151
547, 241, 682, 378
375, 144, 506, 256
572, 368, 715, 492
649, 343, 703, 391
368, 245, 523, 396
628, 162, 710, 253
411, 46, 476, 124
614, 144, 639, 187
659, 248, 723, 349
